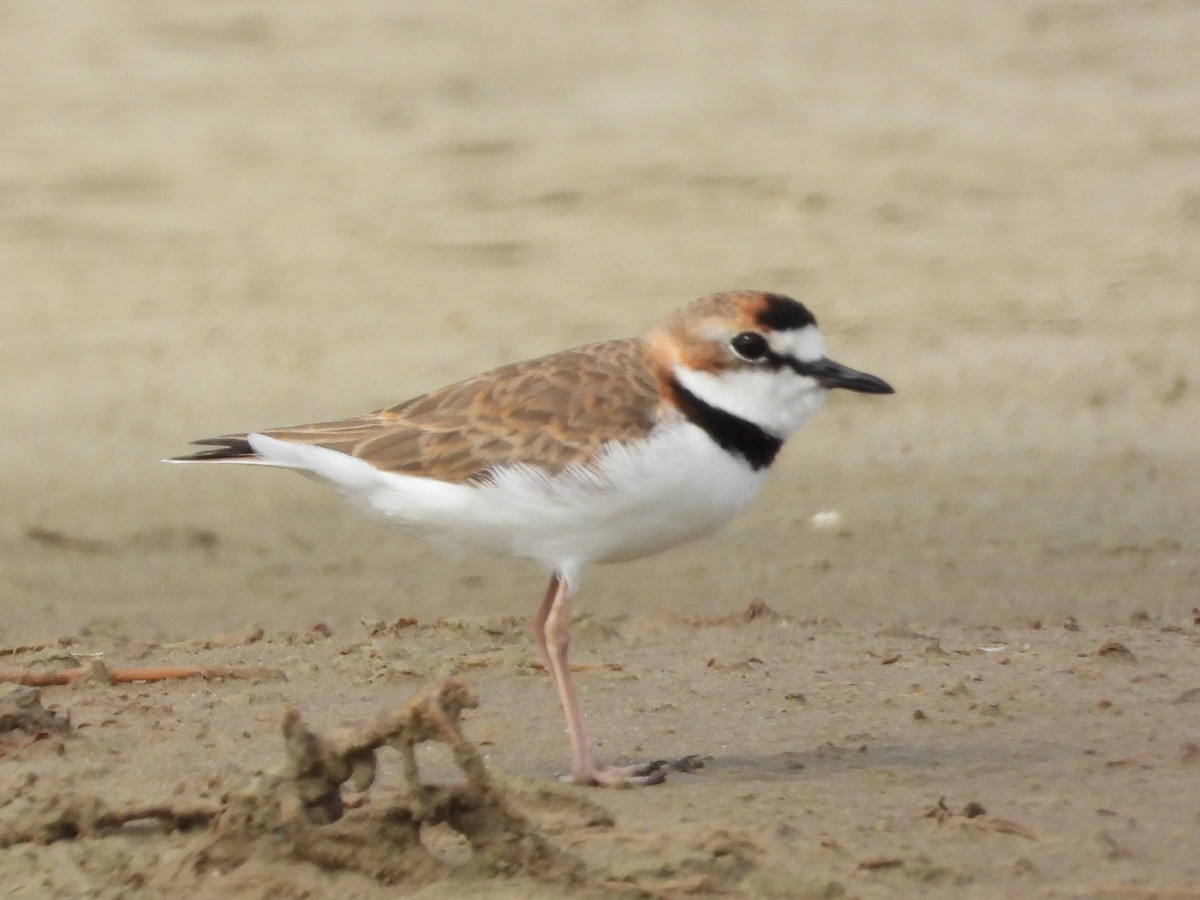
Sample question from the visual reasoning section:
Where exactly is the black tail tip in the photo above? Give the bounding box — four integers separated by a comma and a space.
170, 436, 255, 462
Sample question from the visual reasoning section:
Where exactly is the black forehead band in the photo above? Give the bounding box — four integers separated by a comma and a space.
753, 293, 817, 331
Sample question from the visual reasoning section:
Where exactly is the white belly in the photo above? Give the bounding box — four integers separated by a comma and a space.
472, 423, 768, 568
248, 424, 767, 579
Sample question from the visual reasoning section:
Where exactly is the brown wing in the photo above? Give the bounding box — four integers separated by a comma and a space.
180, 338, 664, 483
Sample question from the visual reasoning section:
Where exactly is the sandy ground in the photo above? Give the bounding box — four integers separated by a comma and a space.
2, 1, 1199, 896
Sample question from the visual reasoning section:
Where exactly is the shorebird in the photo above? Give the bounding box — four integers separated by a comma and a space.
170, 290, 893, 786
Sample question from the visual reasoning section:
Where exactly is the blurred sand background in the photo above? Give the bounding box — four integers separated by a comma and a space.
3, 1, 1197, 641
2, 2, 1199, 896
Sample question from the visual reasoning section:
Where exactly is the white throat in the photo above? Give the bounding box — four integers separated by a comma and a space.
671, 363, 828, 439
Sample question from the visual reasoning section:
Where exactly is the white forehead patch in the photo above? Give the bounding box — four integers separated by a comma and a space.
767, 323, 825, 363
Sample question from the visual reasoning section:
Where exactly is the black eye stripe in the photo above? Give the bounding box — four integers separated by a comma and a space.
773, 350, 816, 376
753, 345, 814, 376
730, 331, 820, 377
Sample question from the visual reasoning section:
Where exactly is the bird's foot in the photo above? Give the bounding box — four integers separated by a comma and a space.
563, 755, 706, 788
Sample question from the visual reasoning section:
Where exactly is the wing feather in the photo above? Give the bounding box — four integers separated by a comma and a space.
175, 338, 663, 483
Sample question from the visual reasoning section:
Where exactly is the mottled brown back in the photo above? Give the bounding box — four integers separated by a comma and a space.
186, 338, 664, 483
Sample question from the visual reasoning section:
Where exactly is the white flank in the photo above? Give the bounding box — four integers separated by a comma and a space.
247, 425, 766, 590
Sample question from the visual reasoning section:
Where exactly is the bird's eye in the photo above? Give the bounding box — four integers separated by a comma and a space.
729, 331, 769, 362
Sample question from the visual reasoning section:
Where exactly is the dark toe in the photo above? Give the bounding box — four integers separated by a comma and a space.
666, 754, 708, 773
634, 759, 668, 775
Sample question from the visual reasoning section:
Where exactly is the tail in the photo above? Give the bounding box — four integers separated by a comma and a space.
166, 435, 268, 464
169, 432, 413, 509
166, 433, 356, 475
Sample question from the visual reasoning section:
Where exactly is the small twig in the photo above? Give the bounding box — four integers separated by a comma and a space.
93, 802, 223, 831
960, 816, 1039, 840
858, 856, 904, 870
529, 661, 623, 674
0, 642, 61, 658
0, 790, 221, 848
0, 663, 284, 687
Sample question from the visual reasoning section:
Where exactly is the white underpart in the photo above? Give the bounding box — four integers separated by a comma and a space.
674, 324, 830, 439
247, 425, 766, 592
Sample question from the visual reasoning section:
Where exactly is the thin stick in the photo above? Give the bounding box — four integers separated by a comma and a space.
0, 663, 283, 687
0, 642, 60, 658
95, 802, 223, 830
529, 661, 623, 673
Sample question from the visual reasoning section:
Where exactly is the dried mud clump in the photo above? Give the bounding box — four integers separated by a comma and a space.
0, 685, 70, 754
192, 677, 581, 885
0, 679, 582, 889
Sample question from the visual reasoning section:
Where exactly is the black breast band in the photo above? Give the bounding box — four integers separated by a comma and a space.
667, 378, 782, 470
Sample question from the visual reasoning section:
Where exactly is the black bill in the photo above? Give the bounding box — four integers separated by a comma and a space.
805, 357, 895, 394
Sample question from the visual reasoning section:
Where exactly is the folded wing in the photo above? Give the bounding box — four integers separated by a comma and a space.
172, 338, 664, 484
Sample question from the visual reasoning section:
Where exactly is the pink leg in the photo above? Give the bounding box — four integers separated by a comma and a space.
536, 572, 672, 787
531, 575, 556, 671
